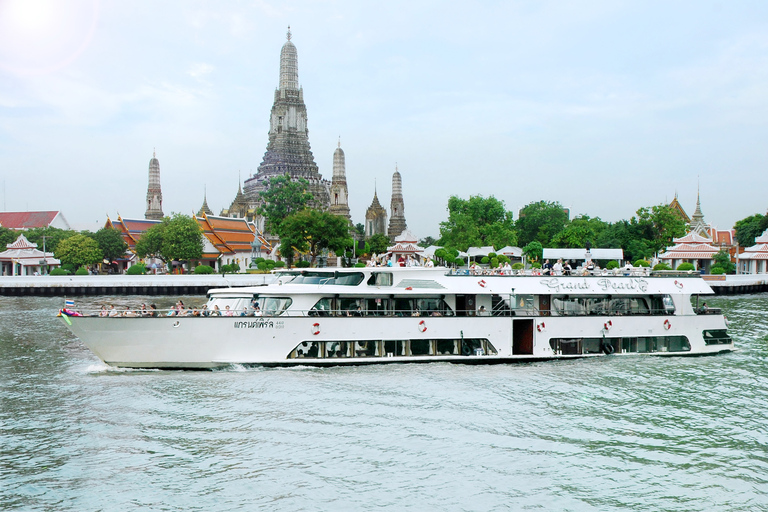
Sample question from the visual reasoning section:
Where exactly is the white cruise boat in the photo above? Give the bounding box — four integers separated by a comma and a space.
59, 267, 734, 369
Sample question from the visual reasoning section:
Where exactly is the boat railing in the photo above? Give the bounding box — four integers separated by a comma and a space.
446, 268, 701, 278
66, 306, 679, 318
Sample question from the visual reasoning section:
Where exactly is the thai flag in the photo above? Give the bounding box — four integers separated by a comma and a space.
65, 299, 75, 308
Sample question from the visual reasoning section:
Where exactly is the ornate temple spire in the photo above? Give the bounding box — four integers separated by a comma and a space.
365, 182, 387, 238
689, 185, 709, 237
279, 25, 299, 91
145, 149, 164, 220
329, 140, 351, 223
387, 164, 407, 239
198, 187, 213, 217
244, 28, 329, 215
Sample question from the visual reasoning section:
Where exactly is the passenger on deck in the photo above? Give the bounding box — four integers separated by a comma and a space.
212, 305, 222, 316
563, 261, 572, 276
224, 305, 234, 316
478, 306, 489, 316
99, 306, 109, 317
200, 304, 209, 317
552, 259, 563, 276
108, 305, 119, 317
149, 304, 159, 317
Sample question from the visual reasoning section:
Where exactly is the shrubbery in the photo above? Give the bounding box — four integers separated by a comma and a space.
634, 259, 650, 267
605, 261, 619, 270
512, 263, 524, 270
125, 264, 146, 275
653, 263, 672, 271
193, 265, 214, 274
50, 268, 70, 275
676, 262, 695, 271
480, 256, 489, 265
75, 267, 89, 275
354, 262, 366, 268
296, 260, 311, 268
710, 267, 726, 275
455, 258, 465, 267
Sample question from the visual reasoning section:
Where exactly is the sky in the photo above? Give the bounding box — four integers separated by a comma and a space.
1, 0, 767, 239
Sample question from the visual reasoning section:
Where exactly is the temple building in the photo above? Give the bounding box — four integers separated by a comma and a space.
328, 140, 351, 224
737, 228, 768, 274
0, 233, 60, 276
145, 150, 164, 220
669, 193, 690, 224
243, 28, 330, 214
364, 186, 387, 237
220, 180, 258, 223
197, 189, 213, 217
387, 165, 407, 239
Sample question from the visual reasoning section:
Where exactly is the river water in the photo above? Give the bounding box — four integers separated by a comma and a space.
1, 294, 767, 511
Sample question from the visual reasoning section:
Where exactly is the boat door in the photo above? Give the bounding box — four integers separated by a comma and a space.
513, 319, 534, 355
455, 295, 476, 316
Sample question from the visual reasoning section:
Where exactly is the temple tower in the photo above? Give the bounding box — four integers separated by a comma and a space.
243, 27, 330, 212
365, 184, 387, 237
197, 188, 213, 217
387, 165, 407, 238
689, 187, 709, 237
145, 149, 164, 220
328, 139, 351, 223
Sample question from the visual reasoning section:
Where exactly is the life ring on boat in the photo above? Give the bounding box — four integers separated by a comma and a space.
601, 340, 615, 355
311, 322, 320, 335
418, 320, 427, 332
537, 322, 546, 332
462, 344, 471, 356
478, 279, 487, 288
674, 280, 683, 289
604, 320, 613, 331
663, 319, 671, 330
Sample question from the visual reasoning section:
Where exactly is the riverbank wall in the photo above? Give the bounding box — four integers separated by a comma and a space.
0, 274, 275, 296
705, 275, 768, 295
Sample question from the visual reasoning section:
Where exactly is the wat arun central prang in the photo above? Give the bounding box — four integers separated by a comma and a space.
243, 27, 331, 212
239, 27, 407, 238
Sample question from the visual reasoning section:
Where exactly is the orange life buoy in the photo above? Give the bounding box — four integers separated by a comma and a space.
537, 322, 546, 332
418, 320, 427, 332
478, 279, 486, 288
312, 322, 320, 335
604, 320, 613, 331
663, 319, 671, 330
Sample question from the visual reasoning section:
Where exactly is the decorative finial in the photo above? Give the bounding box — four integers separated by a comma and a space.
287, 26, 291, 41
153, 147, 156, 158
338, 136, 341, 148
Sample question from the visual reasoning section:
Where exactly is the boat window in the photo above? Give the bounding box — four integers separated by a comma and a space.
309, 298, 333, 316
703, 329, 732, 345
550, 336, 691, 354
415, 298, 453, 317
511, 294, 536, 314
552, 296, 656, 316
260, 297, 293, 316
288, 339, 497, 359
367, 272, 393, 287
287, 271, 364, 286
366, 297, 391, 316
662, 295, 675, 314
206, 297, 253, 312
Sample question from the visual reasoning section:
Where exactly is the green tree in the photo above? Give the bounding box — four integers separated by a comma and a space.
354, 223, 365, 237
712, 250, 735, 274
551, 216, 608, 249
55, 234, 103, 269
135, 214, 203, 263
258, 173, 314, 236
439, 195, 517, 251
734, 214, 768, 247
279, 209, 352, 267
418, 236, 438, 248
0, 226, 17, 248
135, 224, 165, 262
368, 233, 391, 255
632, 204, 686, 256
522, 241, 543, 265
516, 201, 569, 247
25, 227, 75, 254
91, 227, 128, 262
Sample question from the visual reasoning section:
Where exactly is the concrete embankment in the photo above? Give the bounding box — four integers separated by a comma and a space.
705, 275, 768, 295
0, 274, 276, 296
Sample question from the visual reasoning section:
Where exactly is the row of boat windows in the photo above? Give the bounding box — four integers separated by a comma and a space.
289, 339, 498, 359
282, 271, 392, 287
310, 297, 453, 317
550, 336, 692, 355
548, 295, 675, 316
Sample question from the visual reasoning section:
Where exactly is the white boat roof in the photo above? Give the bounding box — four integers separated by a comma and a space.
543, 248, 624, 260
207, 267, 712, 296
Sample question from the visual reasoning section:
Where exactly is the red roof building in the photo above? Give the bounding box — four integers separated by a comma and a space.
737, 229, 768, 274
658, 232, 720, 272
0, 211, 71, 230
